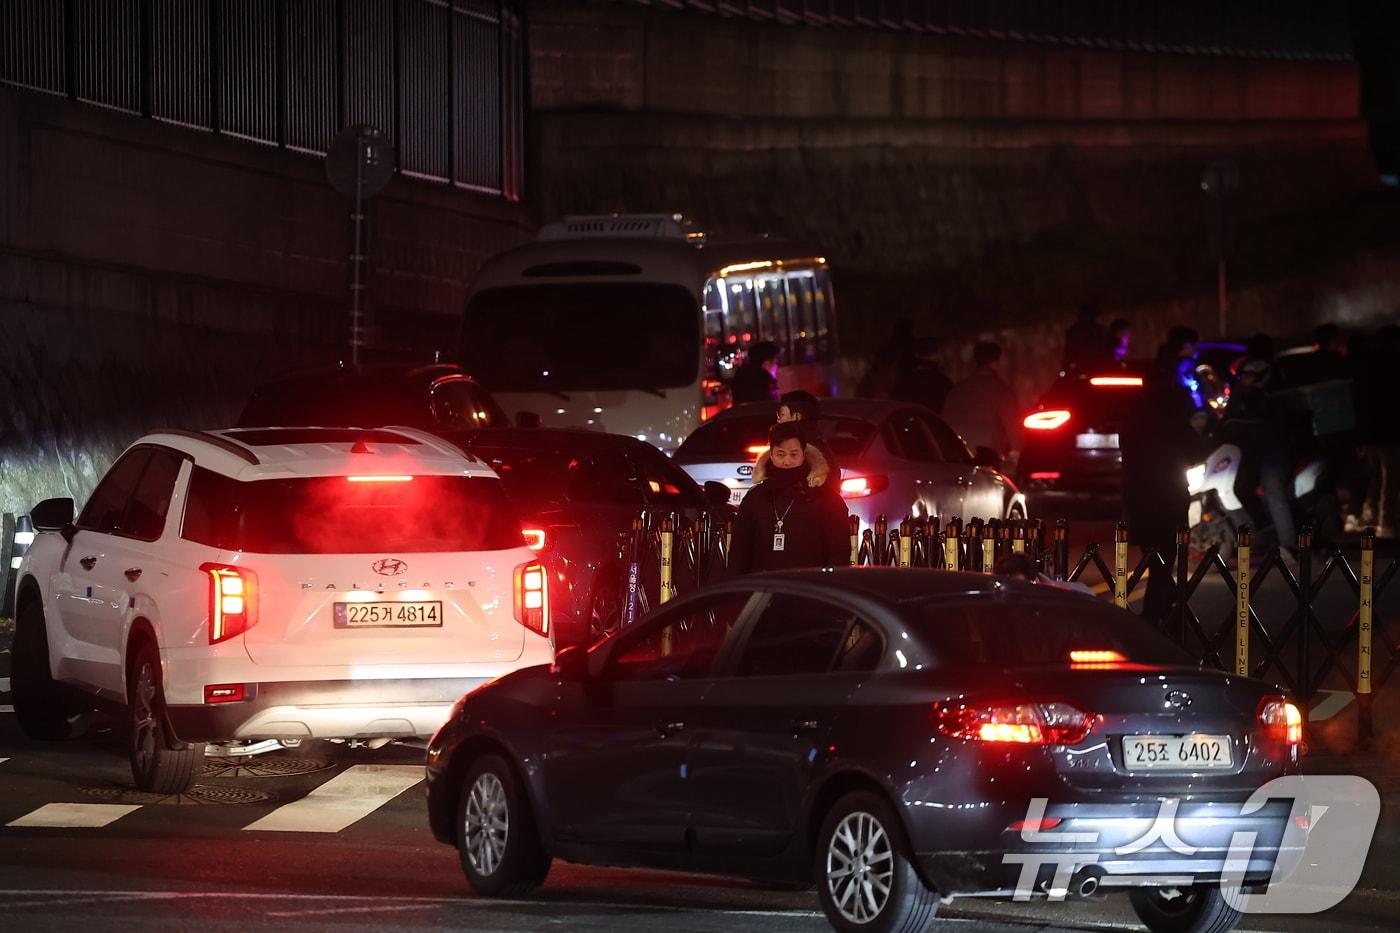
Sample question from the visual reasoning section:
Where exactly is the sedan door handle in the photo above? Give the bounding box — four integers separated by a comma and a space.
80, 556, 98, 571
656, 720, 686, 738
125, 568, 142, 582
791, 719, 821, 735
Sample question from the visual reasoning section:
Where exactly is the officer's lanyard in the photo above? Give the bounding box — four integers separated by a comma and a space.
772, 496, 795, 552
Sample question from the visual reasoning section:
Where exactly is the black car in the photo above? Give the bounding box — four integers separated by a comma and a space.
444, 428, 731, 648
425, 569, 1303, 933
1018, 371, 1144, 494
238, 362, 508, 432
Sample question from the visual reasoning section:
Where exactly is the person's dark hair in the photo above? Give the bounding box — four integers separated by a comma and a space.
1108, 318, 1131, 337
1315, 323, 1342, 348
779, 389, 819, 422
749, 340, 781, 366
973, 341, 1002, 366
1164, 325, 1199, 358
992, 552, 1038, 582
1245, 332, 1275, 361
769, 420, 804, 447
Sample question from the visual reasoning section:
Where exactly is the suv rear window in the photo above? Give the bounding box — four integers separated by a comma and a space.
675, 414, 873, 463
1037, 376, 1142, 425
181, 467, 524, 554
466, 446, 575, 502
916, 599, 1193, 668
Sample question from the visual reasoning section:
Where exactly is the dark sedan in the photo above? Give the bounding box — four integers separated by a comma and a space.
443, 428, 730, 648
425, 570, 1304, 933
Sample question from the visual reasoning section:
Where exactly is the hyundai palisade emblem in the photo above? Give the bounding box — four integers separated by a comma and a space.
737, 465, 753, 476
372, 558, 408, 576
1165, 690, 1192, 710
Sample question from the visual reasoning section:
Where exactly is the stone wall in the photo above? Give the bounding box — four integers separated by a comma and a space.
0, 87, 531, 518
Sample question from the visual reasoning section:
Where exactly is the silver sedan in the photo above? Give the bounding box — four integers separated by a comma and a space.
674, 399, 1027, 530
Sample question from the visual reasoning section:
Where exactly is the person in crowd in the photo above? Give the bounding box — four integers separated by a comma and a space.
730, 421, 851, 574
890, 336, 954, 413
1120, 328, 1208, 626
1063, 303, 1109, 372
731, 340, 781, 403
1107, 318, 1133, 365
1222, 357, 1297, 559
858, 318, 917, 398
748, 390, 834, 490
941, 341, 1021, 463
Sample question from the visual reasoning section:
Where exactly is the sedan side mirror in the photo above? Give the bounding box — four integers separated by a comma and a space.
552, 644, 590, 682
31, 497, 75, 533
973, 446, 1003, 470
702, 481, 733, 509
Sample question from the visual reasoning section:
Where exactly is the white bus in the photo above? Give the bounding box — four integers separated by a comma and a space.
458, 214, 839, 450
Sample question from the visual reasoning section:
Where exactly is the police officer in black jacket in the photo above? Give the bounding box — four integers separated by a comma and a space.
730, 421, 851, 574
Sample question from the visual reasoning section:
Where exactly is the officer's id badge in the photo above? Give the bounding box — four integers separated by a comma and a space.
772, 532, 786, 552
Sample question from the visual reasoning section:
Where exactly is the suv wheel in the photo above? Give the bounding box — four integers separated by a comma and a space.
12, 601, 90, 740
128, 642, 204, 794
456, 753, 551, 897
1129, 886, 1242, 933
815, 792, 939, 933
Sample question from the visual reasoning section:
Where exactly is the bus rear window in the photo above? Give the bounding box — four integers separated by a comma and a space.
181, 467, 525, 554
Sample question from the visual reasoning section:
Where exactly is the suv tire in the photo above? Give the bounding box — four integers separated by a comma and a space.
128, 641, 204, 794
1129, 886, 1242, 933
12, 601, 89, 740
456, 753, 551, 897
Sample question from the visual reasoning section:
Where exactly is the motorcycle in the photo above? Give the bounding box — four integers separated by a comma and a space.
1186, 440, 1337, 559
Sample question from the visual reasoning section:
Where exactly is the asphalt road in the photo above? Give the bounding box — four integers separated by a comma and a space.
0, 694, 1397, 933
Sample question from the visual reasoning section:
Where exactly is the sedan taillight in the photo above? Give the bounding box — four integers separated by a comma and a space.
933, 700, 1092, 745
201, 563, 256, 644
514, 560, 549, 637
1258, 695, 1304, 746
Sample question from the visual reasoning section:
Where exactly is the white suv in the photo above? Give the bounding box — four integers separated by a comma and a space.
11, 426, 553, 792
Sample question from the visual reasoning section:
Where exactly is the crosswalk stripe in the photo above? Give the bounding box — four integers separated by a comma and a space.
7, 803, 141, 828
242, 764, 422, 833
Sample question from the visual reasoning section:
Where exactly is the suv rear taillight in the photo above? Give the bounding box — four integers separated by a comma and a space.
933, 700, 1092, 745
514, 561, 549, 637
1258, 695, 1304, 746
201, 563, 256, 644
1024, 409, 1072, 430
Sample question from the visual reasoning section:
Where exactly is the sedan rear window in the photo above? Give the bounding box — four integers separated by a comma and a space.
181, 467, 525, 554
916, 600, 1194, 668
675, 414, 873, 463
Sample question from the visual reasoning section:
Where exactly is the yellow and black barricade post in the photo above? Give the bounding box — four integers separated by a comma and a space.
1234, 526, 1251, 677
1114, 522, 1129, 608
944, 518, 960, 572
1359, 528, 1375, 747
965, 520, 980, 573
1172, 526, 1191, 644
875, 514, 888, 565
723, 517, 734, 569
922, 518, 936, 568
859, 527, 874, 566
981, 520, 996, 573
1296, 526, 1313, 699
898, 520, 913, 568
1053, 519, 1071, 580
659, 515, 675, 605
848, 515, 861, 566
1011, 521, 1026, 556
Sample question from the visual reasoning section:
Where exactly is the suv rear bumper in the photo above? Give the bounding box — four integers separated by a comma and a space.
166, 677, 487, 742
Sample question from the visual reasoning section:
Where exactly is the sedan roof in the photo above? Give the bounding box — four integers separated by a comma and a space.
713, 567, 1062, 605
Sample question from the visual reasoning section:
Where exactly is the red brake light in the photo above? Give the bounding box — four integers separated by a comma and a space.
201, 563, 256, 644
932, 700, 1091, 745
347, 475, 413, 482
204, 684, 247, 704
1028, 471, 1062, 481
1023, 410, 1071, 430
747, 444, 770, 455
522, 528, 549, 551
1088, 376, 1143, 387
514, 561, 549, 637
839, 474, 889, 498
1069, 649, 1126, 664
1258, 695, 1304, 746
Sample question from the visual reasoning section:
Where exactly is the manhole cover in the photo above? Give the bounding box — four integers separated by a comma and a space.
81, 784, 273, 806
201, 756, 335, 779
